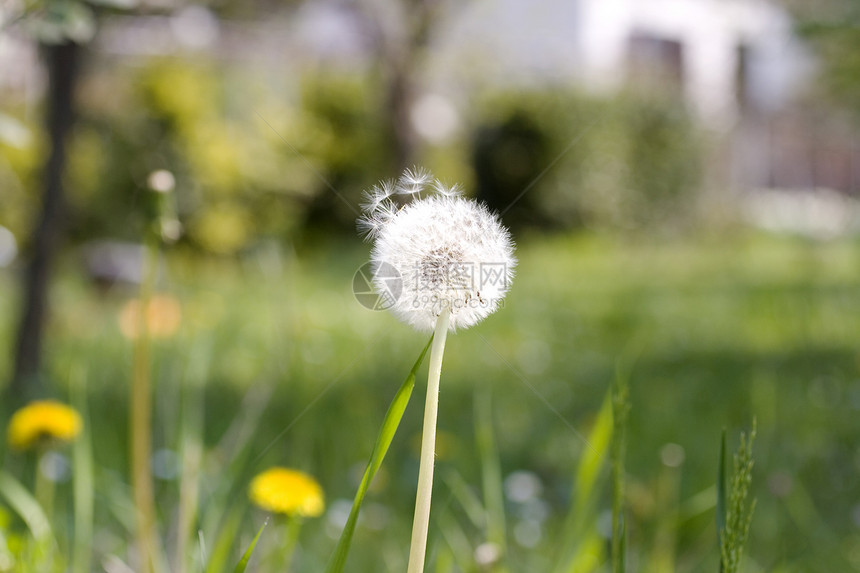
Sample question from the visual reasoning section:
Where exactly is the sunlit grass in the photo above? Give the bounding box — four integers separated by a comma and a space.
0, 232, 857, 571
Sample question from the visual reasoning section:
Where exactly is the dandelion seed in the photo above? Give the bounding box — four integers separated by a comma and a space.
249, 467, 325, 517
397, 167, 433, 196
7, 401, 82, 451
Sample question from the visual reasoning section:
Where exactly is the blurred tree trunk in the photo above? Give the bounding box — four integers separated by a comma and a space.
10, 40, 81, 401
386, 61, 417, 171
363, 0, 438, 171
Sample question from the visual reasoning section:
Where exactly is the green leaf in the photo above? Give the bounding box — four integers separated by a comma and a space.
234, 519, 268, 573
716, 429, 727, 573
324, 335, 434, 573
554, 391, 613, 573
0, 471, 52, 544
576, 393, 613, 509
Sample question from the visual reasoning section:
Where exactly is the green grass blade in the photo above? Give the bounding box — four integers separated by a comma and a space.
178, 339, 212, 573
441, 469, 486, 529
0, 471, 52, 543
205, 504, 245, 573
0, 469, 56, 569
475, 389, 506, 555
610, 366, 630, 573
554, 391, 613, 573
576, 393, 613, 512
201, 386, 274, 568
717, 429, 727, 573
71, 367, 94, 573
324, 335, 434, 573
564, 530, 603, 573
233, 519, 268, 573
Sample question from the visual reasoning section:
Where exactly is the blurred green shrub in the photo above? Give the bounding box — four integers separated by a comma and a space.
0, 112, 41, 243
472, 90, 704, 233
0, 60, 394, 255
2, 65, 705, 253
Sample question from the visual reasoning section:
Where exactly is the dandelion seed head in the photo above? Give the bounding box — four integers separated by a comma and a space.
359, 168, 516, 331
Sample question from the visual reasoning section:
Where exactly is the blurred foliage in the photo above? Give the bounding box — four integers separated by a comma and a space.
9, 0, 97, 44
0, 49, 707, 255
791, 0, 860, 114
0, 61, 396, 254
298, 74, 395, 237
0, 113, 41, 242
0, 56, 707, 256
473, 90, 703, 233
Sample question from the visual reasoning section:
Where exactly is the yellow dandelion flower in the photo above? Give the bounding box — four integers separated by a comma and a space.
249, 467, 325, 517
7, 401, 83, 451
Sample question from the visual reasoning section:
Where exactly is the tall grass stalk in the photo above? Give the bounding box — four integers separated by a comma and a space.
70, 366, 93, 573
131, 236, 161, 573
718, 421, 757, 573
475, 389, 507, 559
33, 450, 55, 522
407, 307, 451, 573
176, 341, 211, 573
610, 367, 630, 573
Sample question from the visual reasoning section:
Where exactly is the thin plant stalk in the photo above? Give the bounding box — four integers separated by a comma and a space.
176, 341, 210, 573
71, 366, 93, 573
282, 517, 303, 571
475, 390, 506, 555
610, 367, 630, 573
407, 307, 451, 573
33, 449, 55, 521
131, 236, 160, 573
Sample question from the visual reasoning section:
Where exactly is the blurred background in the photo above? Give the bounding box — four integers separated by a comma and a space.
1, 0, 859, 571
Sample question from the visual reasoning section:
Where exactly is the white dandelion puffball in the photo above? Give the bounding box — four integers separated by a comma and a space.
359, 168, 516, 332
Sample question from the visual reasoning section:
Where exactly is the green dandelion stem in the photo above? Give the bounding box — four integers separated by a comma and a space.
325, 334, 433, 573
282, 516, 303, 572
34, 450, 55, 520
407, 307, 451, 573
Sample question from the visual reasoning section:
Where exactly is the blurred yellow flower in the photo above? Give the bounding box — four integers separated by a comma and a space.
119, 295, 182, 339
249, 467, 325, 517
7, 401, 82, 451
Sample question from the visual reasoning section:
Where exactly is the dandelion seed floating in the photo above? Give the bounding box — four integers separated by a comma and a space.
359, 167, 516, 331
358, 168, 515, 573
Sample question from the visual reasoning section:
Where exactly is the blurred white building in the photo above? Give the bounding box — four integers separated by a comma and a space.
437, 0, 809, 130
576, 0, 809, 127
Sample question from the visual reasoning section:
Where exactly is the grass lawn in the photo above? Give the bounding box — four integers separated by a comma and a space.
0, 231, 858, 572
